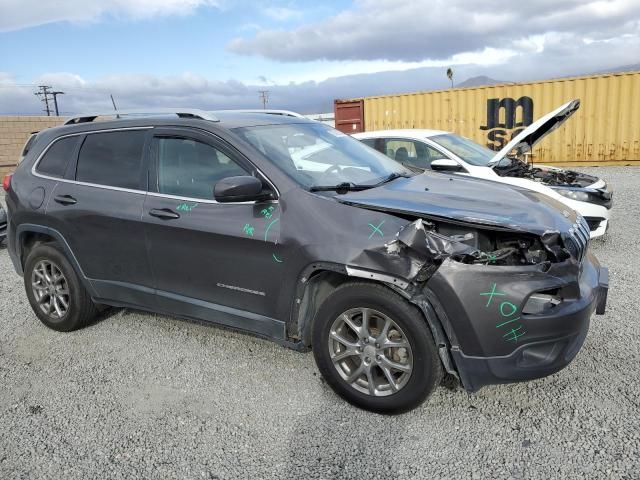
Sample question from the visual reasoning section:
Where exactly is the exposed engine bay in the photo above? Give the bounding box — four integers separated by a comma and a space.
493, 158, 597, 187
435, 222, 568, 266
377, 219, 571, 285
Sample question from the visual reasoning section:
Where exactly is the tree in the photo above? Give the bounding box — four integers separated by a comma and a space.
446, 68, 454, 88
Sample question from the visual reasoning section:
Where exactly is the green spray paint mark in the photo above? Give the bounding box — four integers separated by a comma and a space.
368, 220, 385, 239
479, 283, 506, 307
261, 206, 276, 219
482, 283, 525, 344
243, 224, 255, 237
499, 301, 518, 317
496, 317, 521, 328
503, 326, 527, 343
272, 253, 283, 263
176, 202, 198, 212
264, 217, 280, 241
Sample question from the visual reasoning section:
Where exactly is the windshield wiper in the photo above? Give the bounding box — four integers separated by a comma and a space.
309, 172, 410, 194
373, 172, 411, 186
309, 182, 373, 194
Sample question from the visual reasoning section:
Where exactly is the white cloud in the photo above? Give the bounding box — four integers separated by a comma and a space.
228, 0, 640, 62
263, 6, 302, 22
271, 48, 518, 84
0, 0, 221, 32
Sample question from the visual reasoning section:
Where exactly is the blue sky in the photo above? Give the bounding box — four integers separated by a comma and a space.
1, 0, 639, 114
1, 1, 350, 83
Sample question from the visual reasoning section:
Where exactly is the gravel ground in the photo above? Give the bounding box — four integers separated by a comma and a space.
0, 166, 638, 480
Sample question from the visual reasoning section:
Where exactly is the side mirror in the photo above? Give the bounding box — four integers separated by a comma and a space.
431, 158, 463, 172
214, 176, 268, 203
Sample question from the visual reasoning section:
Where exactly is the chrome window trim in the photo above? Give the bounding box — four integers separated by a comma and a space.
30, 125, 281, 203
147, 191, 277, 206
31, 126, 154, 191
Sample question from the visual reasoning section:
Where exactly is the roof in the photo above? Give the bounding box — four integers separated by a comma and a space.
42, 110, 315, 137
211, 111, 313, 128
353, 129, 449, 139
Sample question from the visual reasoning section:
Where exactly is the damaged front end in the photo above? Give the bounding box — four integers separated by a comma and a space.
347, 215, 608, 392
353, 217, 571, 285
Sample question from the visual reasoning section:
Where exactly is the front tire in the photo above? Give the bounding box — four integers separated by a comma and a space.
312, 282, 442, 414
24, 243, 98, 332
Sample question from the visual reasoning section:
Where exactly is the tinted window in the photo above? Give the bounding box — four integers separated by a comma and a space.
36, 136, 78, 177
76, 130, 146, 189
155, 137, 248, 199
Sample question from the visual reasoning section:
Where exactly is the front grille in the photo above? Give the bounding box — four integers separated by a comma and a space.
566, 216, 590, 262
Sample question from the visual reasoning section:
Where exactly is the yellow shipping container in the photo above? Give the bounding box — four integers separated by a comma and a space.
344, 71, 640, 166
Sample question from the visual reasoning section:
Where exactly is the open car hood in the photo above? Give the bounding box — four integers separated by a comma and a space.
489, 99, 580, 165
338, 173, 576, 236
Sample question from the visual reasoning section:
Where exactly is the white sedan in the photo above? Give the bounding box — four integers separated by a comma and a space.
354, 100, 612, 238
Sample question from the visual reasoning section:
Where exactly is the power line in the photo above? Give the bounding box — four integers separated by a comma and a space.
258, 90, 269, 109
51, 91, 65, 116
34, 85, 52, 116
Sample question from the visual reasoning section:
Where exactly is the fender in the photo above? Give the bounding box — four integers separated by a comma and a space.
290, 261, 459, 370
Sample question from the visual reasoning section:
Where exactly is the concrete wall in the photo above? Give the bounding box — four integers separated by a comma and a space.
0, 116, 65, 177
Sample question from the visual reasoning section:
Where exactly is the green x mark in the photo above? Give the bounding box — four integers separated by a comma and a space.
368, 220, 385, 239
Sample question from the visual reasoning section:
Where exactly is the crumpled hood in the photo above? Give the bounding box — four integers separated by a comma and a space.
338, 172, 577, 236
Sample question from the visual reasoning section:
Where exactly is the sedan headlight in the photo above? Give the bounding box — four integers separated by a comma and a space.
554, 188, 591, 202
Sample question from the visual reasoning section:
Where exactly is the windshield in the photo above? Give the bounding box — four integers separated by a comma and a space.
430, 133, 495, 166
234, 123, 412, 188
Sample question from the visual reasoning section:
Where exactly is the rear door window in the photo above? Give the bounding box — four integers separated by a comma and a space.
154, 136, 249, 199
76, 130, 147, 189
36, 136, 79, 177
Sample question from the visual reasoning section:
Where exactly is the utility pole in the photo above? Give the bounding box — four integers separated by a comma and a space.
35, 85, 52, 116
258, 90, 270, 109
50, 91, 64, 116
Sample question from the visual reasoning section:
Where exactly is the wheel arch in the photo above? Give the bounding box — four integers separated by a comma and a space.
290, 262, 456, 372
15, 224, 98, 297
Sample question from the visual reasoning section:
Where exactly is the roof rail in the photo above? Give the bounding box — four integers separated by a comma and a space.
63, 108, 219, 125
212, 109, 306, 119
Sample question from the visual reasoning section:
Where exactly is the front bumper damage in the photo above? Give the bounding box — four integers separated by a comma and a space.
345, 218, 608, 393
427, 255, 608, 392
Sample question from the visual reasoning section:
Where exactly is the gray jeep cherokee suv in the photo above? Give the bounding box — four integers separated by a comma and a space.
4, 109, 608, 413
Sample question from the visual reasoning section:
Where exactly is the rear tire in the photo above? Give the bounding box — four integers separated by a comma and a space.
312, 282, 442, 414
24, 243, 98, 332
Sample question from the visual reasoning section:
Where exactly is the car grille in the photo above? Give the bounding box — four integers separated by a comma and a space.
566, 216, 590, 262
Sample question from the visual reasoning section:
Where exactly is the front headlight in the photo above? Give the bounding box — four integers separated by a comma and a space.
554, 188, 591, 202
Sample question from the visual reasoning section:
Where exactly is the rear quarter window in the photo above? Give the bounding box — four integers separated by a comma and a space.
76, 130, 147, 189
36, 136, 79, 177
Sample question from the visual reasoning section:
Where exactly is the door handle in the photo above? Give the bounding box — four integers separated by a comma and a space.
149, 208, 180, 220
54, 194, 77, 206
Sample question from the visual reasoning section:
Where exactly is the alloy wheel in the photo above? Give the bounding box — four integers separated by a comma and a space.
328, 307, 413, 396
31, 260, 70, 320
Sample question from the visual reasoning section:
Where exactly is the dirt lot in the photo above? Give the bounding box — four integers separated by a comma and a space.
0, 167, 638, 479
